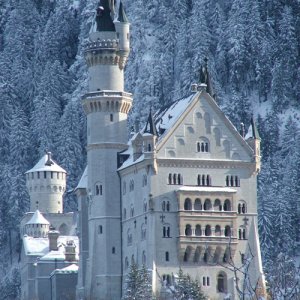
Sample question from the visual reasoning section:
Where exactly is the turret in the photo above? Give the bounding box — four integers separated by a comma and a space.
245, 117, 261, 173
25, 210, 50, 238
115, 2, 130, 59
143, 109, 157, 155
25, 152, 66, 213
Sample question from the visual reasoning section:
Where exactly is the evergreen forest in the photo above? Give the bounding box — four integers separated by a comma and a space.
0, 0, 299, 298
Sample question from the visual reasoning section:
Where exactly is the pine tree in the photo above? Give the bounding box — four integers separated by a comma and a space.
172, 268, 207, 300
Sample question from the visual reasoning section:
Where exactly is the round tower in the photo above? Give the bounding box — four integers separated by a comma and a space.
25, 210, 50, 238
81, 1, 132, 299
25, 152, 67, 213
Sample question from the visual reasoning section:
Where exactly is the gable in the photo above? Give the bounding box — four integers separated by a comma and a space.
156, 91, 253, 161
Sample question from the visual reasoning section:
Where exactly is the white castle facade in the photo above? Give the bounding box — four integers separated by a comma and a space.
20, 1, 266, 299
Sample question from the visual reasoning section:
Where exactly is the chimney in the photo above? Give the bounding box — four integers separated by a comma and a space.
65, 240, 77, 261
48, 228, 59, 251
45, 152, 54, 166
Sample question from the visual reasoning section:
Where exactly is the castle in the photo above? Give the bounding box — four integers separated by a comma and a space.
20, 1, 266, 299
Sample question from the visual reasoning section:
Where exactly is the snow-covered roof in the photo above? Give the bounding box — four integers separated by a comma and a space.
26, 153, 66, 174
26, 210, 50, 225
50, 264, 78, 276
76, 166, 88, 189
177, 186, 237, 193
23, 235, 79, 258
154, 94, 195, 140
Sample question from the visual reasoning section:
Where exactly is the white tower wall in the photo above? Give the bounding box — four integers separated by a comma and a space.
82, 2, 132, 298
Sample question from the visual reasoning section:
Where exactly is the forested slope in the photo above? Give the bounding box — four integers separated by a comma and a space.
0, 0, 299, 298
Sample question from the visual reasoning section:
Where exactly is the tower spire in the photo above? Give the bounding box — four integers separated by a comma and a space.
144, 108, 157, 136
95, 0, 115, 32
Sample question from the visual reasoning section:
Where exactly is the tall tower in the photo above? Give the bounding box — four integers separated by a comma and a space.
82, 1, 132, 299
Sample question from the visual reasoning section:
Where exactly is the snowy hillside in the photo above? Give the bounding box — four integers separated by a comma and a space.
0, 0, 299, 298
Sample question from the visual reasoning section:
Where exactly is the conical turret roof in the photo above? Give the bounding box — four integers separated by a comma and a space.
26, 210, 50, 225
117, 2, 128, 23
95, 0, 116, 32
144, 109, 158, 136
26, 152, 66, 174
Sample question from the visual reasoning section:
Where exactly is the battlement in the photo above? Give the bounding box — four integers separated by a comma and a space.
84, 39, 119, 53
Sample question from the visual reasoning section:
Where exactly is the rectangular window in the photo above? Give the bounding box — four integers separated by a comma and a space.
165, 252, 169, 261
98, 225, 103, 234
203, 277, 206, 286
57, 172, 60, 179
51, 172, 53, 179
44, 171, 47, 179
110, 114, 113, 122
37, 172, 40, 179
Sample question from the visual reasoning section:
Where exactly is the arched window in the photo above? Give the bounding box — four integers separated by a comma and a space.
127, 229, 132, 246
205, 225, 211, 236
162, 274, 171, 285
168, 173, 172, 185
194, 198, 202, 210
130, 205, 134, 217
95, 183, 103, 196
238, 201, 247, 214
214, 199, 222, 211
129, 180, 134, 192
195, 225, 201, 236
183, 246, 192, 262
204, 112, 211, 134
226, 175, 229, 187
202, 174, 206, 185
142, 251, 146, 265
223, 199, 231, 211
162, 201, 166, 211
204, 199, 212, 211
166, 201, 170, 211
184, 198, 192, 210
197, 139, 210, 153
197, 174, 201, 186
230, 176, 234, 187
177, 174, 181, 185
217, 272, 227, 293
215, 225, 221, 236
143, 175, 147, 187
125, 257, 129, 270
141, 224, 146, 240
185, 224, 192, 236
214, 127, 221, 146
207, 175, 211, 186
163, 225, 171, 238
224, 226, 231, 237
131, 254, 135, 264
238, 228, 242, 240
242, 228, 246, 240
173, 174, 177, 185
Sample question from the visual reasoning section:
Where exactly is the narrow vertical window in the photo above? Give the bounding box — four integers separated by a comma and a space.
51, 172, 53, 179
110, 114, 113, 122
168, 173, 172, 184
112, 247, 115, 254
37, 172, 40, 179
165, 251, 169, 261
